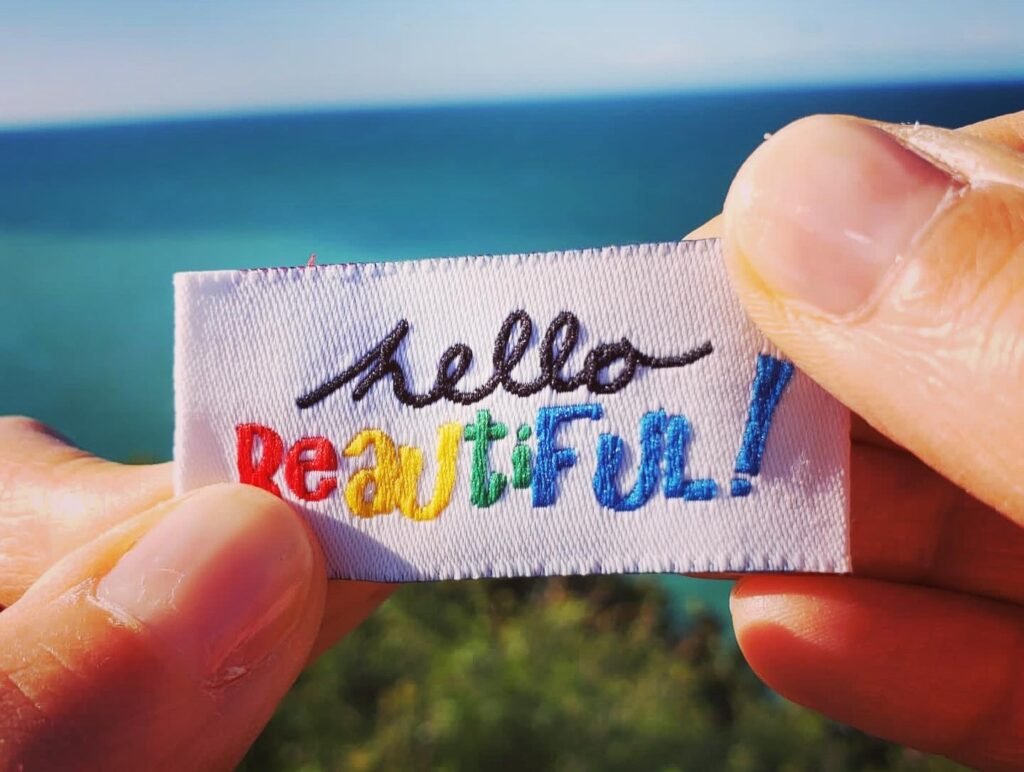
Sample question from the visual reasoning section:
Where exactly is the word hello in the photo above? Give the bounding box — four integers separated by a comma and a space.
295, 310, 714, 410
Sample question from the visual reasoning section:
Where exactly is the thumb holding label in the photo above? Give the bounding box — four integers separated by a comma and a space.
0, 483, 327, 770
721, 113, 1024, 770
724, 115, 1024, 520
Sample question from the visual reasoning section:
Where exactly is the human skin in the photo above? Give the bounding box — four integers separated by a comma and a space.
690, 109, 1024, 771
0, 423, 393, 769
1, 109, 1023, 769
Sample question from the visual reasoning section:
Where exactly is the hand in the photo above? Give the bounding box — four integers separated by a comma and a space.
0, 419, 392, 769
700, 110, 1024, 769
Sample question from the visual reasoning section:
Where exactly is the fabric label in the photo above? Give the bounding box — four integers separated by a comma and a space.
174, 239, 850, 580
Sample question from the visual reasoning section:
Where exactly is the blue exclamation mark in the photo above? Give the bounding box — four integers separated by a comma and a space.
731, 354, 795, 497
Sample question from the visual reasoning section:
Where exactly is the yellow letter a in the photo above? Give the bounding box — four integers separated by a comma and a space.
343, 429, 402, 517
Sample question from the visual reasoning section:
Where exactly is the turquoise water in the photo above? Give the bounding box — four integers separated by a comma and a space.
2, 81, 1021, 616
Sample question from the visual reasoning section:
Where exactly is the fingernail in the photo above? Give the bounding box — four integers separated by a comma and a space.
724, 116, 958, 315
97, 484, 315, 682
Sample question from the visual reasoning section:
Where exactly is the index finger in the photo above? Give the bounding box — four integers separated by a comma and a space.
0, 416, 172, 605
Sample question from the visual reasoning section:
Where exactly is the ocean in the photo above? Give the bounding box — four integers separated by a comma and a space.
2, 80, 1021, 618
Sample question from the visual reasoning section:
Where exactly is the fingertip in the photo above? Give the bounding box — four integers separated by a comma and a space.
207, 480, 324, 556
729, 577, 824, 695
729, 576, 822, 671
0, 414, 73, 444
730, 574, 809, 621
683, 213, 722, 240
97, 482, 325, 684
724, 114, 956, 317
224, 482, 329, 589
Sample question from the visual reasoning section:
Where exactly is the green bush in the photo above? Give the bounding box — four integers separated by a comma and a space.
242, 577, 962, 772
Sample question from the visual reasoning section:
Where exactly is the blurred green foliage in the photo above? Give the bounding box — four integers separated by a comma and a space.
241, 577, 962, 772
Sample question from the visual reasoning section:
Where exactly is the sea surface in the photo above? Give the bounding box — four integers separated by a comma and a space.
2, 80, 1021, 619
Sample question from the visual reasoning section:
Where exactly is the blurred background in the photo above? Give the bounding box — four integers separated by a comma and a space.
2, 2, 1022, 769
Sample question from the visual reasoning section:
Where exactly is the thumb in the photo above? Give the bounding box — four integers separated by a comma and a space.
0, 483, 326, 771
722, 114, 1024, 521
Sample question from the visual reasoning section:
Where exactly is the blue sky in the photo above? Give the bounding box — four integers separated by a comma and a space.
2, 1, 1022, 127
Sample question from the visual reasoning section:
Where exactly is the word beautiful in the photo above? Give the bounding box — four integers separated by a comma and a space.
240, 403, 718, 520
238, 310, 796, 520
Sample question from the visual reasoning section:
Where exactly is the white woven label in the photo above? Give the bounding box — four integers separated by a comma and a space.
174, 239, 849, 580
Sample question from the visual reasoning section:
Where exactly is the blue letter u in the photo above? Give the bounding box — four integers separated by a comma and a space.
593, 410, 667, 512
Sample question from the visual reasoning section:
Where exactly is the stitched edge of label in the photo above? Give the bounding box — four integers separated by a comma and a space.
174, 239, 851, 580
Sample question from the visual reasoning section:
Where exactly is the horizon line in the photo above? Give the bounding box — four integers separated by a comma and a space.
3, 72, 1022, 134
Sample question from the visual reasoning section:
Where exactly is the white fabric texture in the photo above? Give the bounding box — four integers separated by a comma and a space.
174, 239, 850, 580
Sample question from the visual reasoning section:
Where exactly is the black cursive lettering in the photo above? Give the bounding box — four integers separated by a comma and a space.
295, 310, 713, 410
